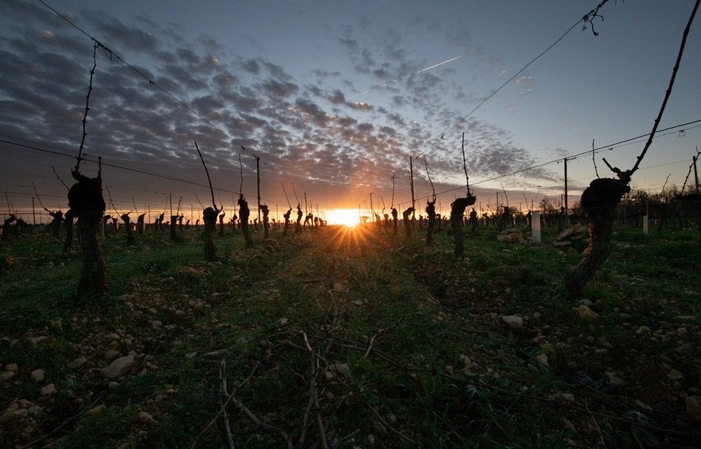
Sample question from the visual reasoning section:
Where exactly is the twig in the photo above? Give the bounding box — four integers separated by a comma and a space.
194, 141, 218, 210
625, 0, 700, 179
76, 41, 99, 172
191, 360, 262, 449
364, 328, 387, 358
219, 356, 236, 449
52, 166, 70, 191
592, 139, 600, 178
366, 402, 420, 446
462, 132, 471, 195
424, 159, 436, 201
31, 182, 50, 213
19, 394, 106, 449
238, 153, 244, 195
585, 398, 607, 448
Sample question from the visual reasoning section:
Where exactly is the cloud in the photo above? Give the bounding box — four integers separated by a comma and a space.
0, 0, 559, 216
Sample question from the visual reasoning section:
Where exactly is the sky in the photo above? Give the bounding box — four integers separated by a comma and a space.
1, 0, 700, 224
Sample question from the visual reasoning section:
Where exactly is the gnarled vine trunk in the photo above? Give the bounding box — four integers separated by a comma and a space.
68, 171, 107, 301
565, 178, 630, 301
450, 195, 476, 257
202, 207, 218, 261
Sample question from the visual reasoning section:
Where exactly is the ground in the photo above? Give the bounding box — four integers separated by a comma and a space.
1, 223, 700, 448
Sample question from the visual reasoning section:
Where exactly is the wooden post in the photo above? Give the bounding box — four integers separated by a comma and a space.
564, 157, 569, 227
410, 156, 415, 220
256, 155, 261, 224
531, 211, 541, 243
693, 150, 699, 194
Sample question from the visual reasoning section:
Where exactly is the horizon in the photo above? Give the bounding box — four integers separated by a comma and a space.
2, 0, 700, 223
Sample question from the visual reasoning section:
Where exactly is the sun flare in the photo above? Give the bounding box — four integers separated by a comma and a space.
326, 209, 359, 227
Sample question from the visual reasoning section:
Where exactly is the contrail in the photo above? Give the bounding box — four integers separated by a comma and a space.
416, 55, 463, 73
348, 54, 463, 100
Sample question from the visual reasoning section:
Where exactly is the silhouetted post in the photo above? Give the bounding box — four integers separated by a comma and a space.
170, 215, 178, 240
451, 196, 476, 257
121, 213, 134, 244
68, 167, 107, 300
426, 199, 436, 245
391, 207, 398, 235
261, 204, 269, 239
283, 208, 291, 237
2, 214, 15, 241
403, 207, 414, 239
295, 203, 303, 233
239, 194, 253, 249
531, 211, 541, 243
137, 213, 145, 234
202, 207, 218, 261
64, 214, 74, 250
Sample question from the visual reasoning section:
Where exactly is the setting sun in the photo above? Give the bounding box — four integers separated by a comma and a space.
325, 209, 359, 227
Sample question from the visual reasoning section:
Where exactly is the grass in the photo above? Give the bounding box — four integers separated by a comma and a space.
1, 223, 700, 448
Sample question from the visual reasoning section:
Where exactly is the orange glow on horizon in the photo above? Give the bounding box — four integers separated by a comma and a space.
325, 208, 359, 227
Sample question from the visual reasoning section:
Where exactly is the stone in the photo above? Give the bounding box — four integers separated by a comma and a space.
502, 315, 524, 328
88, 404, 106, 414
69, 357, 88, 369
4, 363, 18, 372
138, 411, 157, 424
667, 369, 684, 380
101, 355, 135, 378
575, 305, 598, 321
30, 369, 44, 383
605, 371, 626, 386
686, 396, 701, 422
497, 229, 525, 244
26, 336, 48, 347
0, 408, 27, 423
40, 383, 56, 396
536, 353, 549, 369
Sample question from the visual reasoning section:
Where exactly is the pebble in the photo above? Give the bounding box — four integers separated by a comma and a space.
88, 404, 106, 414
502, 315, 524, 328
535, 353, 549, 369
636, 326, 651, 335
667, 369, 684, 380
40, 384, 56, 396
686, 396, 701, 422
101, 355, 135, 378
30, 369, 44, 383
69, 357, 88, 369
138, 411, 157, 424
26, 336, 48, 347
575, 305, 598, 321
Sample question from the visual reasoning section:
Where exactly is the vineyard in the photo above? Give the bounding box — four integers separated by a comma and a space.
1, 220, 700, 448
2, 0, 701, 447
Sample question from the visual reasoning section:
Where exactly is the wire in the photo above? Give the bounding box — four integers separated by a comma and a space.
438, 22, 582, 140
408, 118, 701, 204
